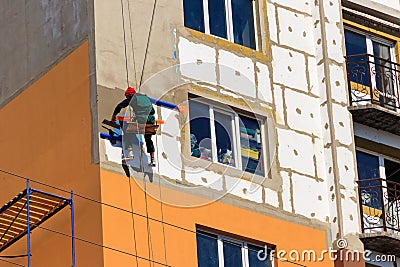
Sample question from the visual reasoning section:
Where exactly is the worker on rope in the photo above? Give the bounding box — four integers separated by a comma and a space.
111, 86, 156, 166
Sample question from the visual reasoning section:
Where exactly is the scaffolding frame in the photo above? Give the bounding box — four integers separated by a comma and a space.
0, 180, 75, 267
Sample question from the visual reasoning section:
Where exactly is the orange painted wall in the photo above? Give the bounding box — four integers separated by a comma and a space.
0, 41, 103, 266
100, 169, 334, 267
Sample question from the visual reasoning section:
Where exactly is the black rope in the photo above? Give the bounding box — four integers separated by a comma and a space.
2, 209, 297, 267
0, 258, 26, 267
0, 168, 305, 267
127, 0, 138, 88
121, 3, 140, 265
127, 176, 139, 267
37, 225, 171, 267
0, 168, 265, 244
138, 0, 158, 88
155, 130, 168, 266
120, 0, 130, 87
138, 148, 155, 267
0, 212, 171, 267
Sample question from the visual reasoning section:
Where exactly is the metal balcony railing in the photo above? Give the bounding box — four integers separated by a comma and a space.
346, 54, 400, 110
357, 178, 400, 234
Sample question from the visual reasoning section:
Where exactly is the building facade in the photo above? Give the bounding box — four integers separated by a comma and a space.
341, 0, 400, 266
0, 0, 399, 266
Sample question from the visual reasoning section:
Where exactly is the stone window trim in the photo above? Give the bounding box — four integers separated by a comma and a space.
182, 0, 270, 59
188, 95, 268, 177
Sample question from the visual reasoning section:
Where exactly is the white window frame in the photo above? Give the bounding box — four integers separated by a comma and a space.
365, 33, 397, 106
345, 27, 398, 108
197, 229, 274, 267
212, 107, 238, 164
190, 98, 267, 176
356, 147, 400, 181
344, 27, 396, 59
356, 148, 400, 233
197, 0, 259, 50
356, 148, 400, 211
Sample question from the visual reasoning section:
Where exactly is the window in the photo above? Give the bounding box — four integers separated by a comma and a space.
356, 149, 400, 233
196, 229, 273, 267
189, 98, 266, 176
356, 150, 382, 210
356, 149, 400, 213
183, 0, 257, 49
344, 28, 398, 109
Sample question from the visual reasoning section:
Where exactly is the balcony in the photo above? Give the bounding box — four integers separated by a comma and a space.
357, 178, 400, 256
346, 54, 400, 135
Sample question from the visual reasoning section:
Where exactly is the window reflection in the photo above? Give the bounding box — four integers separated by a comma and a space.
223, 241, 242, 267
183, 0, 205, 33
196, 232, 219, 267
215, 111, 235, 166
208, 0, 227, 39
239, 115, 263, 176
189, 101, 212, 161
232, 0, 256, 49
356, 151, 381, 210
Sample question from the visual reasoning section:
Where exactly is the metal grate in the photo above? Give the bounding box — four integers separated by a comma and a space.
346, 53, 400, 111
0, 189, 70, 252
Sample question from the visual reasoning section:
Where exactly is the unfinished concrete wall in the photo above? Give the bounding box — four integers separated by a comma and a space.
94, 0, 180, 92
0, 0, 88, 108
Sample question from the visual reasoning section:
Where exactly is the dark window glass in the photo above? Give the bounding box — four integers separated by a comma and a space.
239, 115, 263, 176
356, 151, 380, 180
248, 244, 270, 267
344, 30, 369, 86
384, 158, 400, 208
223, 241, 242, 267
356, 151, 381, 210
196, 232, 219, 267
383, 158, 400, 227
373, 41, 391, 61
345, 30, 367, 57
208, 0, 227, 39
215, 111, 235, 166
231, 0, 255, 49
189, 100, 212, 161
384, 159, 400, 184
184, 0, 205, 33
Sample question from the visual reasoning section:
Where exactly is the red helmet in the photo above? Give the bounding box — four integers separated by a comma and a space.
125, 86, 136, 97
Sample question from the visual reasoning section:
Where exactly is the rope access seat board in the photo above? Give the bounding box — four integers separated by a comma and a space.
0, 188, 70, 252
100, 97, 185, 141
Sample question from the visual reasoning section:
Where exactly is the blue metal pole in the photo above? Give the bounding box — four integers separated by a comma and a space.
149, 97, 179, 110
26, 179, 31, 267
70, 190, 76, 267
100, 132, 122, 141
